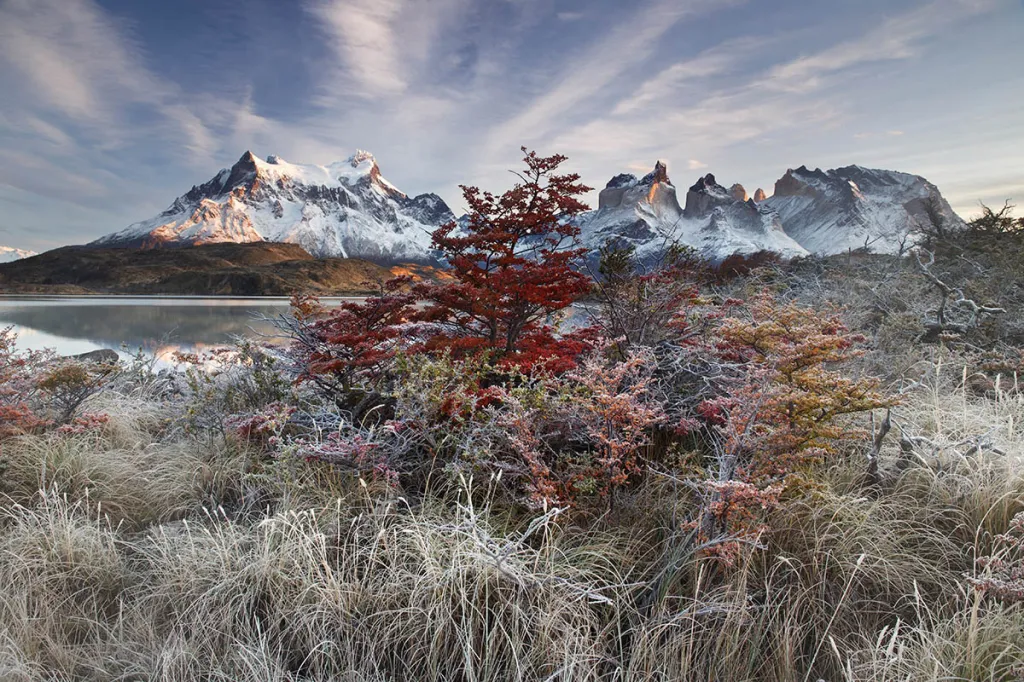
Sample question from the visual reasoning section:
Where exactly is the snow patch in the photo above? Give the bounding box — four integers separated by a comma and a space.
0, 246, 36, 263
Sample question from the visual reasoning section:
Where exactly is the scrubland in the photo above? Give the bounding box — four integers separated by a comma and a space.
1, 343, 1023, 681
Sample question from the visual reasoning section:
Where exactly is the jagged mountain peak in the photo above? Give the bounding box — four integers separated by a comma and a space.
764, 163, 964, 254
684, 173, 733, 218
580, 159, 963, 262
92, 150, 454, 264
90, 150, 965, 266
348, 149, 376, 166
581, 164, 808, 262
641, 160, 671, 186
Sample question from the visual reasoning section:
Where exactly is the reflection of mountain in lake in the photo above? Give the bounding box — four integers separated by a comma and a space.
0, 301, 289, 352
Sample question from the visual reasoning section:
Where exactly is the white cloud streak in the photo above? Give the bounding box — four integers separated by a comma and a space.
484, 0, 742, 155
0, 0, 217, 155
308, 0, 408, 97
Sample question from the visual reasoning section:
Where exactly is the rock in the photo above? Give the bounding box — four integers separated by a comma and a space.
753, 188, 768, 202
730, 183, 749, 202
71, 349, 120, 364
763, 164, 966, 255
598, 161, 674, 211
641, 160, 670, 186
684, 173, 732, 218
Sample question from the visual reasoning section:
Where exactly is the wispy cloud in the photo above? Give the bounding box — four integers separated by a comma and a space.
483, 0, 741, 156
307, 0, 408, 98
765, 0, 1001, 93
0, 0, 1020, 253
306, 0, 473, 101
613, 36, 769, 115
550, 0, 1008, 196
0, 0, 215, 155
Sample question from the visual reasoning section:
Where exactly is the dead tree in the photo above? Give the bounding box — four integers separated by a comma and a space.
915, 248, 1005, 340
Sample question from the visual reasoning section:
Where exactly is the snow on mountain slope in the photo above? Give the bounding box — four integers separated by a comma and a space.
762, 165, 965, 255
0, 246, 36, 263
94, 151, 964, 266
578, 162, 809, 262
93, 151, 455, 264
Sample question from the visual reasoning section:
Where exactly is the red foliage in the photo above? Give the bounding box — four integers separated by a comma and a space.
227, 401, 296, 446
56, 413, 111, 436
290, 278, 415, 393
412, 148, 593, 371
491, 346, 665, 509
713, 250, 782, 282
0, 327, 51, 438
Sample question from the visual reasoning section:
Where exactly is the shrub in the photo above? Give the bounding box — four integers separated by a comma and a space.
174, 341, 292, 438
0, 327, 53, 438
589, 243, 706, 354
678, 296, 893, 560
36, 360, 114, 424
284, 280, 415, 397
970, 511, 1024, 604
412, 148, 594, 372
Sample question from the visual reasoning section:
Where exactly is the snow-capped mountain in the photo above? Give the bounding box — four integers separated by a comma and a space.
94, 151, 964, 266
93, 151, 455, 264
762, 165, 965, 255
0, 246, 36, 263
578, 162, 809, 261
578, 161, 963, 261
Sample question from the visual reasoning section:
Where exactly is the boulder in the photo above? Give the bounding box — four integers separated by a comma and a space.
71, 349, 120, 364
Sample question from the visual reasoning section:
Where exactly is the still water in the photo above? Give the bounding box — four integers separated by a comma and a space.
0, 296, 348, 360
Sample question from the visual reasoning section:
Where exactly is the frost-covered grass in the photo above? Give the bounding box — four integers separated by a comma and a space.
1, 366, 1023, 681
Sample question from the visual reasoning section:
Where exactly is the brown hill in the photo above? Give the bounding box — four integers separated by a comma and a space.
0, 243, 439, 295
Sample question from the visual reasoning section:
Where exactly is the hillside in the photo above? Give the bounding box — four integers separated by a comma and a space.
0, 242, 436, 295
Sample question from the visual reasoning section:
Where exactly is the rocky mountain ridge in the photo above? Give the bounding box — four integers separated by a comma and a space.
91, 150, 965, 265
93, 151, 454, 264
577, 160, 964, 261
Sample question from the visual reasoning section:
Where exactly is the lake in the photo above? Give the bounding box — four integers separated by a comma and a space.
0, 295, 345, 361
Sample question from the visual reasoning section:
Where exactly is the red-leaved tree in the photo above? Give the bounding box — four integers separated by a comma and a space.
413, 148, 593, 371
284, 278, 415, 396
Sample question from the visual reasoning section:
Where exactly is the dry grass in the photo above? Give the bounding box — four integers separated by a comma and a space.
1, 367, 1023, 681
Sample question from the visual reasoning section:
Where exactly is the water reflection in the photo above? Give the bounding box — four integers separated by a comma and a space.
0, 296, 349, 360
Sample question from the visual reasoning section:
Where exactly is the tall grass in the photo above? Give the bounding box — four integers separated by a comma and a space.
1, 365, 1023, 680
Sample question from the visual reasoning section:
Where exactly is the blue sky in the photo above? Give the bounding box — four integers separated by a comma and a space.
0, 0, 1021, 253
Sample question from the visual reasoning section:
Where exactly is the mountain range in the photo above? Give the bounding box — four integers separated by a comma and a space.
85, 151, 965, 264
577, 162, 963, 261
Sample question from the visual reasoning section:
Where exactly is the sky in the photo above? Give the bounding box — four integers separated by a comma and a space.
0, 0, 1022, 253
